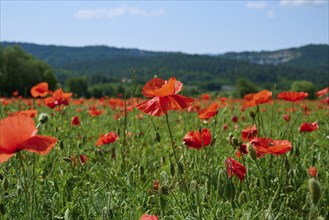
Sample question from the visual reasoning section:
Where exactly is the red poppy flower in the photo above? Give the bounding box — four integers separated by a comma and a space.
12, 90, 19, 97
198, 103, 219, 119
316, 87, 329, 98
136, 77, 194, 116
250, 138, 292, 158
71, 116, 80, 126
31, 82, 50, 98
0, 114, 57, 163
241, 125, 258, 141
79, 154, 88, 165
232, 115, 238, 123
44, 88, 72, 109
277, 91, 309, 102
183, 128, 211, 150
201, 93, 211, 100
140, 214, 159, 220
308, 167, 317, 178
283, 114, 291, 123
243, 90, 272, 108
96, 132, 119, 146
299, 122, 318, 132
88, 106, 104, 117
225, 157, 246, 181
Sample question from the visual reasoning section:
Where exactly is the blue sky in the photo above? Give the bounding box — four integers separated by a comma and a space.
1, 0, 328, 54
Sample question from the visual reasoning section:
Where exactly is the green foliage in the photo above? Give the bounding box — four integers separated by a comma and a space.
291, 80, 317, 99
2, 42, 328, 94
0, 45, 57, 97
0, 97, 328, 219
66, 77, 89, 98
235, 78, 259, 98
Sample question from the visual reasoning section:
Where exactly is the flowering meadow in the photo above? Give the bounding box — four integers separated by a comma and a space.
0, 79, 328, 220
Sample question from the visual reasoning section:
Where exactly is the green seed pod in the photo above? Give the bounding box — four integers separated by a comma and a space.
232, 137, 240, 147
247, 143, 257, 160
250, 110, 256, 120
38, 113, 49, 124
155, 131, 161, 142
160, 185, 170, 195
308, 178, 322, 207
170, 162, 175, 177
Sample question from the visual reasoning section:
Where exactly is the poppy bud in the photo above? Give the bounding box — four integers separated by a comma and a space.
155, 131, 161, 142
38, 113, 49, 124
232, 137, 240, 147
170, 162, 175, 177
250, 111, 256, 120
308, 178, 321, 207
247, 143, 257, 160
161, 185, 170, 195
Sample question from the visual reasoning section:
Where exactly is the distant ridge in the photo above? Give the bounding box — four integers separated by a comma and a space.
1, 41, 328, 88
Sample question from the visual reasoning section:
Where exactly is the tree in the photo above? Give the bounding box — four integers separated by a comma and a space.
235, 78, 259, 98
291, 80, 317, 99
0, 45, 57, 97
66, 77, 89, 97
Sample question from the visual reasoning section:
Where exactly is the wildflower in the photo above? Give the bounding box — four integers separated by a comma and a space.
225, 157, 247, 181
0, 114, 57, 163
241, 125, 258, 141
140, 214, 159, 220
136, 77, 194, 116
250, 138, 292, 158
243, 90, 272, 108
316, 87, 328, 98
198, 102, 219, 120
44, 88, 72, 109
277, 91, 308, 102
30, 82, 50, 98
71, 116, 80, 126
96, 132, 119, 146
283, 114, 291, 123
183, 128, 211, 150
308, 167, 317, 178
299, 122, 318, 133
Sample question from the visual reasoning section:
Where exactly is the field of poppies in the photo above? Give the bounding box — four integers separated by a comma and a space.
0, 78, 328, 220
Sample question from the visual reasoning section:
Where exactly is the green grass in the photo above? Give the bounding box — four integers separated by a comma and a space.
0, 97, 328, 220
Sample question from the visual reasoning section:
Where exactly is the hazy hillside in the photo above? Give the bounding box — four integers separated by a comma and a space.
223, 44, 329, 73
1, 41, 328, 90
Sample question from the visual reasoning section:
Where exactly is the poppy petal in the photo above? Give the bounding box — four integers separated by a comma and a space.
136, 97, 168, 116
0, 153, 15, 163
142, 78, 166, 97
167, 94, 194, 110
19, 135, 57, 154
31, 82, 49, 98
0, 115, 37, 152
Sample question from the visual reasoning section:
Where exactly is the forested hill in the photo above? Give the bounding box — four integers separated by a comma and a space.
1, 41, 328, 90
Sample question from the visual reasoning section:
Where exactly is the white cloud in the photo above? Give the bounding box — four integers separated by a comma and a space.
245, 1, 267, 9
74, 6, 166, 19
280, 0, 328, 6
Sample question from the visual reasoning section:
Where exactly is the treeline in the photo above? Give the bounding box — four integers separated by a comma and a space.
0, 44, 326, 98
0, 46, 57, 97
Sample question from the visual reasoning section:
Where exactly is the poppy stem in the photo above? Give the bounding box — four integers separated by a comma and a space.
165, 113, 194, 216
30, 154, 35, 220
